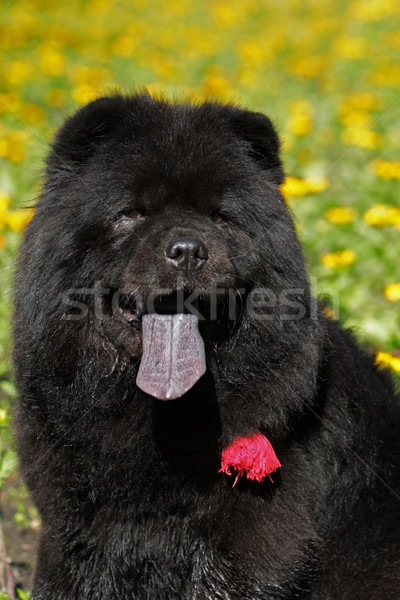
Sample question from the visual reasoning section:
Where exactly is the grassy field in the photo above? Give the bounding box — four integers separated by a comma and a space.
0, 0, 400, 596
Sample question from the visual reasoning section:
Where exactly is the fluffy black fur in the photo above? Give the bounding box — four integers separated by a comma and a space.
13, 94, 400, 599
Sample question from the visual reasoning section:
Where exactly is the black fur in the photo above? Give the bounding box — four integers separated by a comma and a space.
13, 93, 400, 599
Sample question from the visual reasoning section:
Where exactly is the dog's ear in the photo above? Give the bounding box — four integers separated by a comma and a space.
49, 96, 127, 172
229, 110, 284, 185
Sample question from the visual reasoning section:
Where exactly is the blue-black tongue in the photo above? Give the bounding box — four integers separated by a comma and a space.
136, 314, 206, 400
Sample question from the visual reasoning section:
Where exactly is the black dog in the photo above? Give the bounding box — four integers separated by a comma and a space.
13, 94, 400, 599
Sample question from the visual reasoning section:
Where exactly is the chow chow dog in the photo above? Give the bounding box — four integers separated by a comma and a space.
13, 93, 400, 599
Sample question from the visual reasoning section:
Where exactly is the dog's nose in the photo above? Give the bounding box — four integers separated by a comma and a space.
165, 238, 209, 276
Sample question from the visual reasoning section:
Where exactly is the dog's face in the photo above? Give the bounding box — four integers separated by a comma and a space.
16, 95, 310, 404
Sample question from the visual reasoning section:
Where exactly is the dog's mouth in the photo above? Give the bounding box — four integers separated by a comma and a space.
114, 290, 240, 324
110, 289, 244, 402
115, 292, 142, 325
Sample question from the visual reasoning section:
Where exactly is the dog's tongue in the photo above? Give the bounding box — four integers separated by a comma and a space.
136, 314, 206, 400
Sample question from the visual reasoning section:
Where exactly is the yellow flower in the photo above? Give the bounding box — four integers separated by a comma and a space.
338, 110, 373, 128
320, 249, 357, 268
70, 66, 111, 87
369, 159, 400, 180
325, 207, 358, 224
113, 34, 139, 57
202, 67, 233, 98
375, 352, 400, 373
341, 126, 382, 149
281, 176, 329, 200
238, 40, 272, 67
4, 209, 33, 232
350, 0, 400, 21
290, 56, 325, 79
384, 30, 400, 50
19, 103, 45, 125
384, 283, 400, 302
0, 93, 22, 114
0, 235, 5, 249
342, 92, 380, 111
287, 113, 313, 135
334, 36, 368, 59
363, 204, 400, 228
0, 130, 29, 162
211, 1, 250, 26
87, 0, 112, 12
72, 85, 101, 105
37, 44, 65, 77
289, 100, 313, 115
334, 37, 367, 59
8, 59, 33, 86
368, 64, 400, 87
0, 190, 11, 214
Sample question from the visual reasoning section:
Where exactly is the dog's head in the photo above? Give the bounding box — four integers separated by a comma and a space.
15, 94, 311, 406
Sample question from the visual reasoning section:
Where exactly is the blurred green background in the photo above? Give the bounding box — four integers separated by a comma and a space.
0, 0, 400, 596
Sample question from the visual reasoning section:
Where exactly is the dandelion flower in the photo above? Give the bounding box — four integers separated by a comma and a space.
4, 209, 33, 232
320, 249, 357, 268
376, 352, 400, 373
325, 207, 357, 224
369, 159, 400, 181
0, 190, 10, 213
341, 126, 382, 149
363, 204, 400, 228
384, 283, 400, 302
281, 176, 329, 200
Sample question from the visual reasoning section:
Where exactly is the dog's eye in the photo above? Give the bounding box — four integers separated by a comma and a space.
211, 212, 225, 225
113, 208, 146, 226
126, 208, 145, 220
